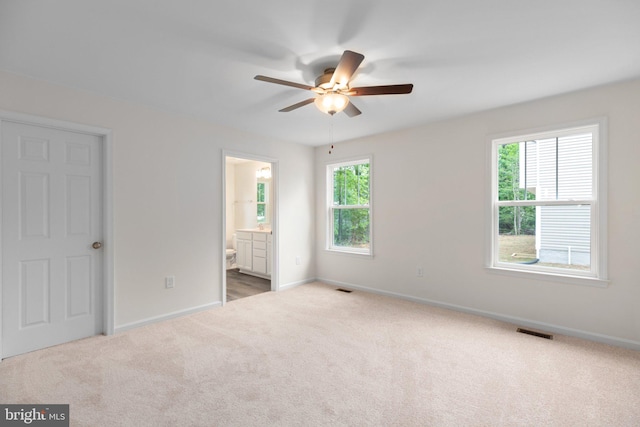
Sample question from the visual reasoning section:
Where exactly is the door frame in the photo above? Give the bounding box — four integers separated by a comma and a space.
0, 110, 114, 360
222, 150, 279, 305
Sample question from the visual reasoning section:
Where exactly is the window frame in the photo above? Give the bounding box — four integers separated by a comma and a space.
326, 156, 373, 256
487, 119, 608, 287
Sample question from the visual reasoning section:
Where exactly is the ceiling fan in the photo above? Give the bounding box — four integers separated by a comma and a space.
254, 50, 413, 117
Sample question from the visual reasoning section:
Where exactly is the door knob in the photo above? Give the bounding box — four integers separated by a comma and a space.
92, 242, 103, 249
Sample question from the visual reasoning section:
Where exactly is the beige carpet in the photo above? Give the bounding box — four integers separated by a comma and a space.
1, 282, 639, 426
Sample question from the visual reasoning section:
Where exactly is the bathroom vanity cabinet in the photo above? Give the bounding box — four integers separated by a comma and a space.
236, 230, 272, 279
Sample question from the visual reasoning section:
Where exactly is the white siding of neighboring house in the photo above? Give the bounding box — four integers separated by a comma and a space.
520, 133, 592, 266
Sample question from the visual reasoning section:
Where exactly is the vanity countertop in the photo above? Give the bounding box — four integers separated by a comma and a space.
237, 228, 272, 234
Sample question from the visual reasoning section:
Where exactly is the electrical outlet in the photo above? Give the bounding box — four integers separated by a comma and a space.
295, 256, 301, 265
165, 276, 175, 289
417, 267, 424, 278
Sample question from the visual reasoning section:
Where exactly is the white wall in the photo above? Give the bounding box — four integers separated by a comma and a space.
0, 70, 316, 328
315, 78, 640, 348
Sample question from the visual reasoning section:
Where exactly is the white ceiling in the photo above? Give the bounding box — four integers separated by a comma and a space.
1, 0, 640, 146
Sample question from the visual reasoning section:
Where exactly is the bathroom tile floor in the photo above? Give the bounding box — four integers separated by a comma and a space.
226, 268, 271, 301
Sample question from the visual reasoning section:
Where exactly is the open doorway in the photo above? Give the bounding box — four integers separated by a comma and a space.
223, 154, 276, 303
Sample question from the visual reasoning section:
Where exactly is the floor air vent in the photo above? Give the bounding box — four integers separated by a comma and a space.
336, 288, 352, 293
517, 328, 553, 340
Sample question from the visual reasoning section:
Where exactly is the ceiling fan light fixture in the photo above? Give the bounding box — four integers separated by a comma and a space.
314, 92, 349, 116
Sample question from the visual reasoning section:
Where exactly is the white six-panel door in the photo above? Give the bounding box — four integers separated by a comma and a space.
1, 121, 103, 358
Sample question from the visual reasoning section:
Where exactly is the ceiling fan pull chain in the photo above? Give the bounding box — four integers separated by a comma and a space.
329, 121, 335, 155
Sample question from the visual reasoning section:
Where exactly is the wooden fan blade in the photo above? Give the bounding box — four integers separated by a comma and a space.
330, 50, 365, 87
343, 101, 362, 117
279, 98, 315, 112
349, 84, 414, 96
255, 75, 315, 91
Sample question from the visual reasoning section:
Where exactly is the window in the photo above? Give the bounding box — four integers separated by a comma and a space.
327, 158, 372, 255
257, 181, 269, 224
489, 122, 606, 282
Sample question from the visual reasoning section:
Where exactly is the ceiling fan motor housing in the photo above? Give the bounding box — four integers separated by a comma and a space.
315, 68, 337, 89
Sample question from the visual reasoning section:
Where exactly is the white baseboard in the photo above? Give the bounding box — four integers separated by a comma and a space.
114, 301, 222, 333
317, 277, 640, 351
115, 277, 315, 333
279, 277, 316, 291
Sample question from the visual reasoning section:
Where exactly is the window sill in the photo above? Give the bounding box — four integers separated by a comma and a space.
485, 266, 609, 288
325, 248, 373, 258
